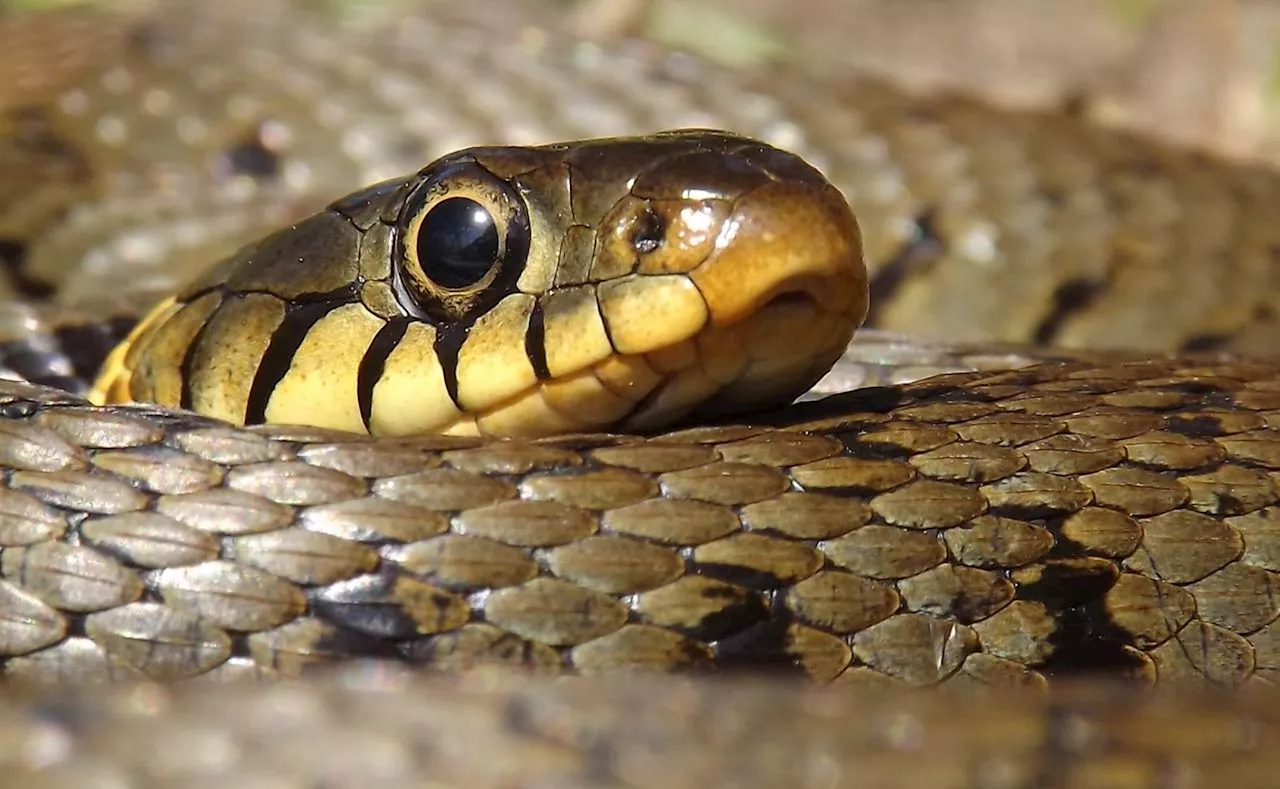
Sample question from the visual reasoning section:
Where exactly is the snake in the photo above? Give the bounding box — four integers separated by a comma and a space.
2, 1, 1280, 787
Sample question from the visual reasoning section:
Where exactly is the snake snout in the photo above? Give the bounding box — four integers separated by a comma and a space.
615, 169, 870, 430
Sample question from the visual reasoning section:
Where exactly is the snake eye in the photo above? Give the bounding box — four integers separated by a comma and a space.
417, 197, 500, 288
395, 160, 530, 321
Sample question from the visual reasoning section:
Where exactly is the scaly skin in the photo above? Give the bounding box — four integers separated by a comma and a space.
1, 3, 1280, 788
0, 2, 1277, 351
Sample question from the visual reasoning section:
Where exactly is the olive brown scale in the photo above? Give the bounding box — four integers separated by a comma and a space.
89, 130, 868, 438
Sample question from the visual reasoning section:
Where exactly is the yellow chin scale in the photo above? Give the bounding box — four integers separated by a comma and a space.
92, 131, 869, 438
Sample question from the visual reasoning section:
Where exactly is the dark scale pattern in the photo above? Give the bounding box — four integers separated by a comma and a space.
5, 4, 1280, 783
0, 358, 1278, 691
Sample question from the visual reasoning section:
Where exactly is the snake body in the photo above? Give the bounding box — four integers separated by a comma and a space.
3, 2, 1280, 787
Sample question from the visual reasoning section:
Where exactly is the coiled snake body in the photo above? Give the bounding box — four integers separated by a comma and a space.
3, 3, 1280, 787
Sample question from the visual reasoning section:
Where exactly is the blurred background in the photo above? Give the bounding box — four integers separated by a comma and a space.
6, 0, 1280, 164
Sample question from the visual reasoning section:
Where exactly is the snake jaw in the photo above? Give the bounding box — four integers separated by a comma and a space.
619, 289, 859, 431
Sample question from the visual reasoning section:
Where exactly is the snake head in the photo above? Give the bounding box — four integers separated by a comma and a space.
92, 130, 867, 437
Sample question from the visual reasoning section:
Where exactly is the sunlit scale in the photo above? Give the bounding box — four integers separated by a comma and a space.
91, 131, 869, 438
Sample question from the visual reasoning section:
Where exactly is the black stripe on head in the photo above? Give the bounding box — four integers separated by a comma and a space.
432, 325, 465, 407
525, 299, 550, 381
356, 318, 409, 432
244, 298, 350, 424
429, 296, 545, 410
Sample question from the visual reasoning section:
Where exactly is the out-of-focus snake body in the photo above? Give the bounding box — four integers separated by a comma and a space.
3, 3, 1280, 787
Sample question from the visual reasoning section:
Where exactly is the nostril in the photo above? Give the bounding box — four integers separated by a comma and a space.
763, 291, 816, 309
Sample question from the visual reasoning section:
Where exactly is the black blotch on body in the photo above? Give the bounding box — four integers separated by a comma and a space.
402, 629, 554, 668
1164, 414, 1231, 438
298, 615, 402, 662
309, 570, 434, 641
837, 438, 915, 461
711, 599, 807, 677
1011, 548, 1150, 677
865, 210, 943, 326
1016, 560, 1118, 611
1163, 380, 1232, 396
1042, 630, 1149, 677
1032, 278, 1104, 345
671, 581, 771, 643
692, 563, 787, 592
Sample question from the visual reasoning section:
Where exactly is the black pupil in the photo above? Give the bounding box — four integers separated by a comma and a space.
417, 197, 500, 288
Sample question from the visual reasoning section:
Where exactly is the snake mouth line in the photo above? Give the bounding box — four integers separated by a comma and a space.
626, 287, 854, 429
438, 287, 854, 438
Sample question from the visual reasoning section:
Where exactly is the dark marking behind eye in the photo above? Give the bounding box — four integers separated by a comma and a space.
631, 207, 665, 254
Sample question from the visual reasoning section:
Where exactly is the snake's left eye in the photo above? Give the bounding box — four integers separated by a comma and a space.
416, 197, 501, 288
395, 160, 530, 320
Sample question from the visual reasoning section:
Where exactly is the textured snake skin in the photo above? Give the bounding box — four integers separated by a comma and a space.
1, 3, 1280, 787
